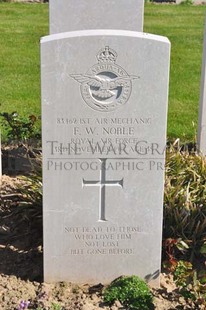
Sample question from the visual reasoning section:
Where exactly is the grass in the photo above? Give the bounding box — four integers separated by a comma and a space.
0, 3, 48, 140
0, 3, 205, 141
144, 4, 205, 140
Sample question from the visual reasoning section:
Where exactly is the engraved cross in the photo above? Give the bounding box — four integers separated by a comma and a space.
82, 158, 123, 222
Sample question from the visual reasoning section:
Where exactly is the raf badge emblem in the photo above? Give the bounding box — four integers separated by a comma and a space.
71, 46, 139, 112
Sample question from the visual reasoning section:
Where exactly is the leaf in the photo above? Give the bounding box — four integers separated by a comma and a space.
29, 114, 37, 123
176, 240, 189, 252
200, 277, 206, 285
200, 244, 206, 254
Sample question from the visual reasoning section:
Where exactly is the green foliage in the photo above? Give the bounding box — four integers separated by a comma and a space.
18, 173, 42, 207
174, 260, 193, 289
103, 276, 153, 310
35, 303, 62, 310
0, 112, 40, 143
14, 172, 43, 229
180, 0, 193, 5
0, 3, 48, 140
200, 242, 206, 255
164, 145, 206, 261
50, 303, 62, 310
174, 260, 206, 305
163, 237, 189, 271
144, 4, 205, 140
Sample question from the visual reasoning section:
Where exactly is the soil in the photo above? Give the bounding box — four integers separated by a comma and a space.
0, 148, 204, 309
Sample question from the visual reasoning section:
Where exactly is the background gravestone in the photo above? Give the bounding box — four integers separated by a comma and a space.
0, 133, 1, 181
198, 17, 206, 155
41, 29, 170, 285
49, 0, 144, 34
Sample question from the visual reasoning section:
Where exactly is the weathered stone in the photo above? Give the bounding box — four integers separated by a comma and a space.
41, 29, 170, 285
198, 17, 206, 155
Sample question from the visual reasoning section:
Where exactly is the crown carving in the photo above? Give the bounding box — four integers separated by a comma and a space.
97, 46, 117, 63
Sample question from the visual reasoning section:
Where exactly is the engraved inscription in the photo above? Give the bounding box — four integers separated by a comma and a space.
56, 117, 152, 125
55, 116, 154, 154
65, 226, 143, 255
48, 115, 167, 159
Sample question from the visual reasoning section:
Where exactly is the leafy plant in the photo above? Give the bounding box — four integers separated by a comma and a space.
51, 303, 62, 310
103, 276, 153, 310
164, 145, 206, 261
163, 238, 189, 271
174, 260, 193, 290
180, 0, 193, 5
15, 173, 43, 229
0, 112, 40, 143
174, 260, 206, 306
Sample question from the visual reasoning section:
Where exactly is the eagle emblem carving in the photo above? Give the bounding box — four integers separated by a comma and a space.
70, 46, 139, 112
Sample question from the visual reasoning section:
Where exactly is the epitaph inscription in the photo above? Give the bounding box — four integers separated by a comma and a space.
65, 225, 142, 255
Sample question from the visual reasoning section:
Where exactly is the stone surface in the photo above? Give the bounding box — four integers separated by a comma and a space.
49, 0, 144, 34
41, 30, 170, 285
198, 18, 206, 155
0, 132, 1, 182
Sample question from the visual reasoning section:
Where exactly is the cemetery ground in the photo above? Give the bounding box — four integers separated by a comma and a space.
0, 2, 206, 310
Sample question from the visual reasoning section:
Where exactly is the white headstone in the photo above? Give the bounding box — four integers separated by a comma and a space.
41, 29, 170, 286
49, 0, 144, 34
0, 132, 2, 182
198, 18, 206, 155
